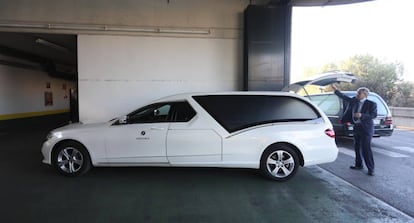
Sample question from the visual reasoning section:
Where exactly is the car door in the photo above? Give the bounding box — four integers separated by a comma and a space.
104, 103, 172, 164
166, 101, 222, 164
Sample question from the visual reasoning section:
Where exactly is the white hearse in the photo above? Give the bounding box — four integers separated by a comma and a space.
42, 92, 338, 181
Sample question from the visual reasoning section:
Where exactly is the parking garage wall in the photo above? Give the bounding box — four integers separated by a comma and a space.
0, 64, 76, 124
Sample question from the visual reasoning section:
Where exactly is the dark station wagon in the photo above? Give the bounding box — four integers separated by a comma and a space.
285, 72, 394, 138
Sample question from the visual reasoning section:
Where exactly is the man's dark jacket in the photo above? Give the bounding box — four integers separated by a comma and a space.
334, 90, 378, 136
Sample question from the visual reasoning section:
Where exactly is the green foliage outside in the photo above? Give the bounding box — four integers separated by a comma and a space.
304, 54, 414, 107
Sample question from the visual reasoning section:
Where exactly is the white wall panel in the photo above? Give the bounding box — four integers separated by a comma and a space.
78, 35, 242, 123
0, 64, 76, 117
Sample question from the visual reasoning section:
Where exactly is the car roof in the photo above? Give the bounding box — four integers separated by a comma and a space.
342, 91, 380, 96
308, 91, 380, 97
154, 91, 307, 103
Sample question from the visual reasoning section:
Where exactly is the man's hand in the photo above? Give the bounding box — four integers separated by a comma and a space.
354, 113, 362, 118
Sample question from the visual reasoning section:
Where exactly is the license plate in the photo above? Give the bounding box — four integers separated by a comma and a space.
374, 119, 381, 125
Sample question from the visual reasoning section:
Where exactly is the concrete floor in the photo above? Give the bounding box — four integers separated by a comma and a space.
1, 121, 413, 223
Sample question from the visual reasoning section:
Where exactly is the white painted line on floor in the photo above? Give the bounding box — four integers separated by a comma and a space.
393, 146, 414, 153
373, 148, 409, 158
339, 147, 409, 158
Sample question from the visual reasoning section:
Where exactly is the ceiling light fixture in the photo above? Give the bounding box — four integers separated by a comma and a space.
105, 26, 158, 33
35, 38, 71, 53
159, 28, 211, 34
0, 23, 211, 35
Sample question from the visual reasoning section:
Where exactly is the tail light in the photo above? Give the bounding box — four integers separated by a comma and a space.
384, 116, 393, 125
325, 129, 335, 138
338, 120, 351, 126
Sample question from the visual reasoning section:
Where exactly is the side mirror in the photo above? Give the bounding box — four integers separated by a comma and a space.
119, 115, 128, 124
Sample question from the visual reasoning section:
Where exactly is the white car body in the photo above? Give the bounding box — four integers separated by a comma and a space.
42, 92, 338, 180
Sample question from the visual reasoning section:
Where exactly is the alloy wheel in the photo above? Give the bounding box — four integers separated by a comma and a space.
57, 147, 84, 174
266, 150, 295, 179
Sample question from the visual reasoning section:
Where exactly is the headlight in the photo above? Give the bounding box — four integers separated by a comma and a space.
46, 132, 63, 140
46, 132, 54, 140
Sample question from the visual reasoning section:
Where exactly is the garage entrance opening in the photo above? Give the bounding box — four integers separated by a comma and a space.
0, 32, 78, 131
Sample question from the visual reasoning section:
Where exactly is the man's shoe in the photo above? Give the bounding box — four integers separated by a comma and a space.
367, 171, 375, 176
350, 166, 363, 170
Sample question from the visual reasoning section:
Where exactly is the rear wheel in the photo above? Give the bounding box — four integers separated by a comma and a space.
260, 145, 299, 181
53, 141, 91, 176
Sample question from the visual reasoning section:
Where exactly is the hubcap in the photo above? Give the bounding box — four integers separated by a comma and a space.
266, 150, 295, 178
57, 147, 84, 173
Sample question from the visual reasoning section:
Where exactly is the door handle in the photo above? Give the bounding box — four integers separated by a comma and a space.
150, 127, 165, 130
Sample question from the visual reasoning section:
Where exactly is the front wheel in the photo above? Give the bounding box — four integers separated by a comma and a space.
53, 141, 91, 176
260, 145, 299, 181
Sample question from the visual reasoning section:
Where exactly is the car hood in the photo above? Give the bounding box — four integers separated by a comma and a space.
283, 71, 356, 93
52, 122, 109, 133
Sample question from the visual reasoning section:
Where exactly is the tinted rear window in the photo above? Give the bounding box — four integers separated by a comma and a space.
193, 95, 320, 132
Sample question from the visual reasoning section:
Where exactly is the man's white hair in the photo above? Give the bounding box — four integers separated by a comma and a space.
357, 87, 370, 96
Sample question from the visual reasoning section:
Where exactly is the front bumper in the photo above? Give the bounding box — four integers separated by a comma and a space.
41, 140, 53, 165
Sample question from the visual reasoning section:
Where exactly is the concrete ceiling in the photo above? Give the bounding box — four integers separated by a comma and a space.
0, 32, 77, 80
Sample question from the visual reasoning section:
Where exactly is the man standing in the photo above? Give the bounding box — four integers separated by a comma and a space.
332, 85, 378, 176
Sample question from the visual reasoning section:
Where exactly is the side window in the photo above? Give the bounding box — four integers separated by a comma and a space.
128, 103, 172, 124
172, 102, 196, 122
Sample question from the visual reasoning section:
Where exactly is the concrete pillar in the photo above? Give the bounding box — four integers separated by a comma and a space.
244, 3, 292, 91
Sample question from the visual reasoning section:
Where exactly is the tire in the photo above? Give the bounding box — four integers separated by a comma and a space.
53, 141, 92, 176
260, 144, 299, 181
